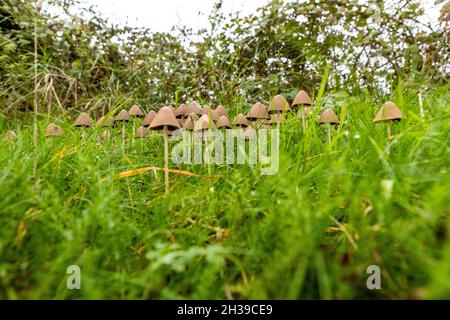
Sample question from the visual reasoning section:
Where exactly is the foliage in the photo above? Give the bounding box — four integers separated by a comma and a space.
0, 85, 449, 299
0, 0, 448, 117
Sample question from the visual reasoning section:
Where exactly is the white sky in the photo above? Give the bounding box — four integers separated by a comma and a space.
73, 0, 272, 32
68, 0, 442, 33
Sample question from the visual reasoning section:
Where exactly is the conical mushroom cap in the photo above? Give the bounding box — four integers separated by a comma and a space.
142, 110, 157, 127
183, 117, 195, 130
269, 113, 283, 125
186, 101, 202, 115
373, 101, 402, 123
134, 126, 149, 138
292, 90, 312, 107
195, 114, 216, 131
209, 109, 219, 121
268, 95, 291, 113
96, 116, 115, 127
177, 118, 185, 127
215, 105, 228, 117
234, 113, 249, 127
115, 109, 130, 122
217, 115, 232, 129
129, 105, 145, 117
247, 102, 269, 120
201, 106, 211, 115
74, 113, 93, 127
149, 106, 180, 131
175, 104, 187, 118
319, 108, 340, 125
243, 127, 256, 140
187, 112, 199, 122
45, 123, 63, 137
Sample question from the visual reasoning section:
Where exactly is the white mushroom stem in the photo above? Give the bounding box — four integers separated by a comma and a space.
418, 93, 424, 117
387, 122, 392, 139
327, 125, 331, 144
122, 122, 126, 151
163, 125, 169, 196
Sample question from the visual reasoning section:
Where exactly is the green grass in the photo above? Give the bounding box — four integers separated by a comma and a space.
0, 86, 449, 299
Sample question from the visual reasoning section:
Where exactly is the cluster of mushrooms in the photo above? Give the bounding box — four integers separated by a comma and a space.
30, 91, 403, 195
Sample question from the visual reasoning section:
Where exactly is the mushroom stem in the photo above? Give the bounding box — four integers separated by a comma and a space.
122, 122, 126, 151
163, 125, 169, 196
327, 125, 331, 144
418, 93, 424, 117
387, 122, 392, 140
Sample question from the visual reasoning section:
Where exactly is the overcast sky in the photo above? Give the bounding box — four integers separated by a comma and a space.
68, 0, 442, 33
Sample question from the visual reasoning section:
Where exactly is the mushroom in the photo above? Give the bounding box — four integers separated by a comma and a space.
217, 115, 232, 129
45, 123, 63, 137
268, 95, 291, 115
175, 104, 187, 119
149, 106, 181, 195
182, 113, 199, 131
215, 105, 228, 118
186, 101, 202, 115
268, 113, 283, 126
115, 109, 130, 145
142, 110, 157, 127
96, 116, 115, 127
292, 90, 312, 107
373, 101, 402, 139
128, 105, 145, 118
247, 102, 269, 129
319, 108, 340, 144
129, 105, 145, 144
293, 90, 313, 131
74, 113, 93, 139
201, 105, 211, 115
115, 109, 130, 122
234, 114, 249, 128
134, 126, 149, 138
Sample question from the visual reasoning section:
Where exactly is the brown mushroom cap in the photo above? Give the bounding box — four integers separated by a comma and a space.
217, 115, 232, 129
209, 109, 220, 121
45, 123, 63, 137
74, 113, 94, 127
201, 106, 211, 115
183, 117, 195, 130
142, 110, 157, 127
129, 105, 145, 117
96, 116, 115, 127
243, 127, 256, 140
175, 104, 187, 118
269, 113, 283, 125
186, 101, 202, 115
195, 114, 216, 131
115, 109, 130, 122
319, 108, 340, 125
247, 102, 269, 121
268, 95, 291, 113
234, 113, 249, 127
373, 101, 402, 123
177, 118, 185, 127
149, 106, 180, 131
134, 126, 149, 138
292, 90, 312, 107
215, 105, 228, 117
